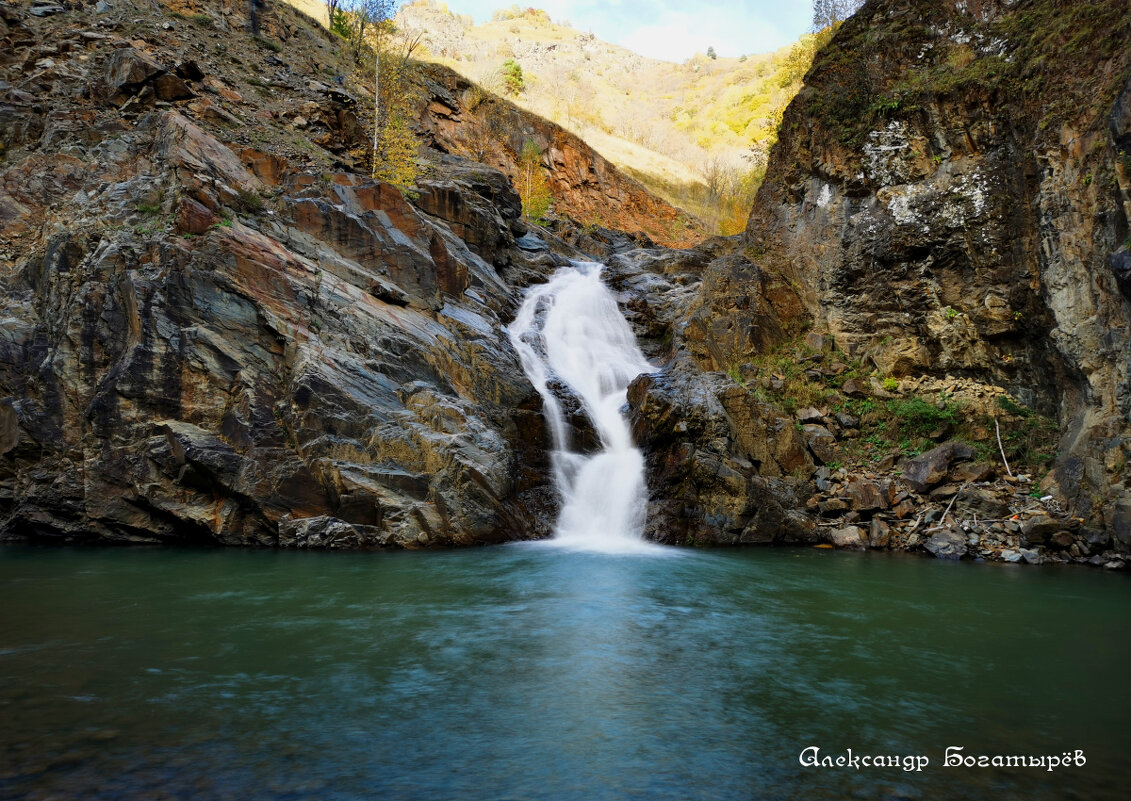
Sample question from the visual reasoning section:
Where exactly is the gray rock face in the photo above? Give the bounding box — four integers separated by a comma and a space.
626, 366, 815, 547
0, 110, 559, 547
738, 0, 1131, 540
597, 247, 817, 547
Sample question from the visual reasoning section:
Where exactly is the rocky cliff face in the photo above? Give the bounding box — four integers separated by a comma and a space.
0, 0, 596, 546
590, 0, 1129, 564
729, 0, 1131, 538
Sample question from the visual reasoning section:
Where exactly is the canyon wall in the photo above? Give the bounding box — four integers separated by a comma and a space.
734, 0, 1131, 532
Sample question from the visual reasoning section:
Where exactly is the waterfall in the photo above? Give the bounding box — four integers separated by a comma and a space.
509, 262, 658, 552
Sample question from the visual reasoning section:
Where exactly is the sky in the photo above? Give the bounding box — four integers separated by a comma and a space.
433, 0, 815, 62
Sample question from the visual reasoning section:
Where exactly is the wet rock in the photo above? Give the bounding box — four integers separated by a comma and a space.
925, 529, 967, 559
627, 367, 815, 546
279, 516, 375, 549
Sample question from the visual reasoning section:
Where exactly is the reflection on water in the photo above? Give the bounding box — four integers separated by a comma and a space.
0, 545, 1128, 800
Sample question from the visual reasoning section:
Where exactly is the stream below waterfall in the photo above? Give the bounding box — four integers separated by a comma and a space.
1, 545, 1128, 801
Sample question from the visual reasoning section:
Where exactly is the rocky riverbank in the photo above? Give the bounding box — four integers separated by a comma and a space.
597, 242, 1124, 568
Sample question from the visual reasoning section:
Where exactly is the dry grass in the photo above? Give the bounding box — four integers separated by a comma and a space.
287, 0, 821, 234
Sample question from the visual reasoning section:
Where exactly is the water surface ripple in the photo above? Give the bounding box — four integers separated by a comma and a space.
0, 545, 1127, 800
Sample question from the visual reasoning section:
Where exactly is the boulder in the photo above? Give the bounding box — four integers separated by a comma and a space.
802, 424, 841, 465
954, 486, 1011, 520
105, 48, 165, 102
901, 442, 975, 492
846, 477, 891, 512
828, 525, 866, 550
154, 74, 194, 101
925, 529, 967, 559
796, 407, 825, 424
949, 461, 996, 483
1022, 515, 1062, 545
869, 517, 891, 548
841, 378, 867, 397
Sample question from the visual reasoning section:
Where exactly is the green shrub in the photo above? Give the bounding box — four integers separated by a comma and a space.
330, 9, 351, 39
501, 59, 524, 95
236, 189, 264, 213
996, 395, 1031, 417
885, 397, 960, 437
254, 36, 283, 54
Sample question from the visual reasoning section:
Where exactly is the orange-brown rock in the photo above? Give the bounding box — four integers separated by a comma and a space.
415, 63, 706, 249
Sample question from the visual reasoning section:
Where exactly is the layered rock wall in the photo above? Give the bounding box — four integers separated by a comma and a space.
736, 0, 1131, 533
0, 2, 567, 546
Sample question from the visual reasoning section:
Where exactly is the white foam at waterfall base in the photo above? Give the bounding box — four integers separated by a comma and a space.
509, 262, 669, 555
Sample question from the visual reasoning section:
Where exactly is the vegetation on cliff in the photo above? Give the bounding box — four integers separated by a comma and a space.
739, 0, 1131, 542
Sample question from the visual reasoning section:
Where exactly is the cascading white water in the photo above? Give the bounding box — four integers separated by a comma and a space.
509, 261, 658, 553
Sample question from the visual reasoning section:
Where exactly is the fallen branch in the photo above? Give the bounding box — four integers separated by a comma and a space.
941, 482, 967, 524
994, 417, 1014, 478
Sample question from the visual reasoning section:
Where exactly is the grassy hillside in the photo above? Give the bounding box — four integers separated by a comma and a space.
397, 2, 828, 234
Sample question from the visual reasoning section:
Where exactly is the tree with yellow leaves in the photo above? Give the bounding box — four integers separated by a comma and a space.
518, 139, 553, 224
343, 0, 422, 190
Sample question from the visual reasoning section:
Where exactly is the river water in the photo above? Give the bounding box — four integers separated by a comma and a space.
1, 544, 1127, 800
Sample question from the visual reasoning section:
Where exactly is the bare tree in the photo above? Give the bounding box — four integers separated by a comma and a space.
811, 0, 864, 31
